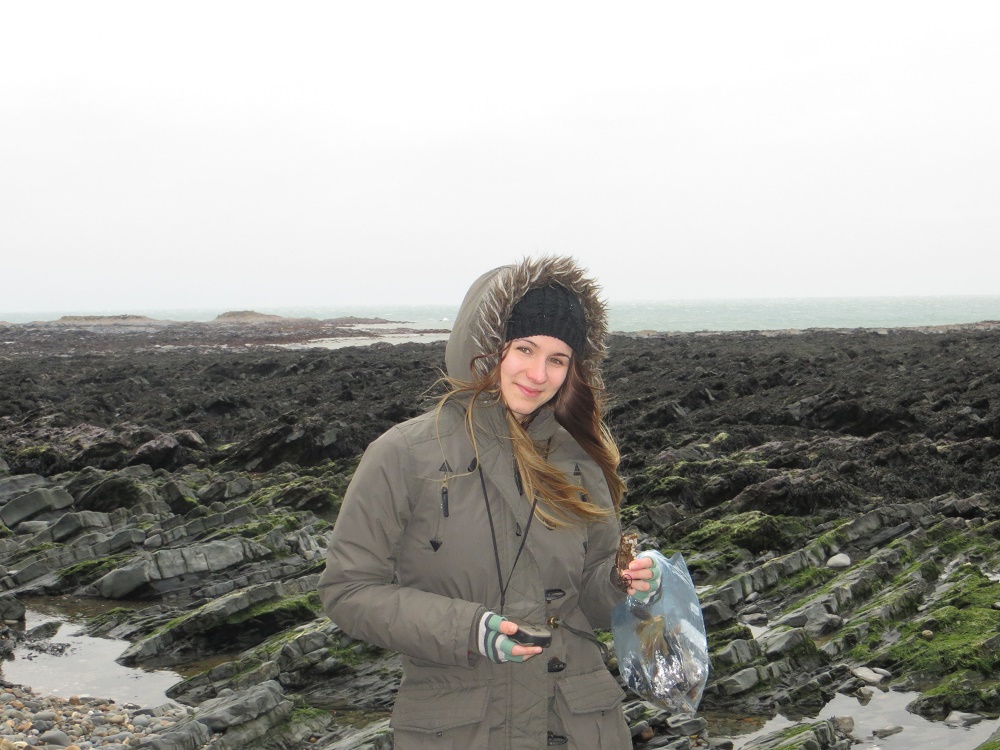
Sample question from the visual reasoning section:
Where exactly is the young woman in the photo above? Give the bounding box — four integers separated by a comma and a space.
319, 256, 657, 749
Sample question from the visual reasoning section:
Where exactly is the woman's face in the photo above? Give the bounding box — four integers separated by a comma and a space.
499, 335, 572, 419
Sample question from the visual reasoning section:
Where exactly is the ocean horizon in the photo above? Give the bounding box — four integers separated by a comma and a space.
3, 295, 1000, 334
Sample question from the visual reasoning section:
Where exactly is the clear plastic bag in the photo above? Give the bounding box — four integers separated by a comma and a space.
611, 551, 709, 714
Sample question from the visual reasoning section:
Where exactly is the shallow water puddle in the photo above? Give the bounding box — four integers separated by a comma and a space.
286, 331, 452, 350
709, 689, 998, 749
3, 606, 184, 708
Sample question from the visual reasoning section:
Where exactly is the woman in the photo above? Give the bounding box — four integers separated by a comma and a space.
319, 256, 658, 749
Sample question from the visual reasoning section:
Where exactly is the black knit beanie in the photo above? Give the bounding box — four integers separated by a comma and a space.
505, 284, 587, 355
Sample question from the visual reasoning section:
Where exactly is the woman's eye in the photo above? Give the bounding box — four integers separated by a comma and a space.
550, 357, 567, 367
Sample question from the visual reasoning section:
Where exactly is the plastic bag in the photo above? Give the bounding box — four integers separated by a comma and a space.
611, 550, 709, 714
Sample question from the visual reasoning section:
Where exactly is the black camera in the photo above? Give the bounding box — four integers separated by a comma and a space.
508, 621, 552, 648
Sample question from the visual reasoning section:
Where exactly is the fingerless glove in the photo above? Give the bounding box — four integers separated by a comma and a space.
631, 550, 663, 604
477, 612, 523, 663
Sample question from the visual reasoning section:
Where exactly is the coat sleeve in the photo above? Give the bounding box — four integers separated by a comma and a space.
577, 465, 628, 629
318, 427, 484, 668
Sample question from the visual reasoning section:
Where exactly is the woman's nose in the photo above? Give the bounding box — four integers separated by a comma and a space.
526, 360, 547, 383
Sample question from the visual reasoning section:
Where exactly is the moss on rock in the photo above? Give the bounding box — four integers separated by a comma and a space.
224, 592, 322, 629
682, 511, 808, 556
249, 475, 345, 516
56, 553, 131, 589
881, 567, 1000, 676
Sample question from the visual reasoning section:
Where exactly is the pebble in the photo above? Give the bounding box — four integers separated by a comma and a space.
851, 667, 884, 685
827, 553, 852, 569
0, 684, 188, 749
39, 728, 73, 745
832, 715, 855, 734
944, 711, 985, 727
873, 724, 904, 738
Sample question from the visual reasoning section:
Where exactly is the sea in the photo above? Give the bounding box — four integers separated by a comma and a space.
4, 296, 1000, 334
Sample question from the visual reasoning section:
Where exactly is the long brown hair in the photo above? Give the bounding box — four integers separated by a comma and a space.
437, 346, 624, 528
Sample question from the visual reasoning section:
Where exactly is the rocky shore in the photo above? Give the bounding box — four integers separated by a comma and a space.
1, 314, 999, 749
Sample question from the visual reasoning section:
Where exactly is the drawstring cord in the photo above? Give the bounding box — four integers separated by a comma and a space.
477, 463, 609, 664
479, 464, 537, 615
558, 620, 609, 663
476, 445, 609, 663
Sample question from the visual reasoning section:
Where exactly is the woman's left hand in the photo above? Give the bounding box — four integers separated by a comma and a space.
620, 552, 661, 601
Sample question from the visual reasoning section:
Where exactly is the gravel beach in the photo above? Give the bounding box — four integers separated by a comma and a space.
0, 681, 190, 749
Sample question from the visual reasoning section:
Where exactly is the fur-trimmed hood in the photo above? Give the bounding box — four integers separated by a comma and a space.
445, 256, 608, 387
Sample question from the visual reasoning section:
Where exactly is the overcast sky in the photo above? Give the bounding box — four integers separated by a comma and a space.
3, 2, 999, 313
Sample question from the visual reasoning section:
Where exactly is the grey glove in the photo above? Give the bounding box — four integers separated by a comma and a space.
476, 612, 523, 663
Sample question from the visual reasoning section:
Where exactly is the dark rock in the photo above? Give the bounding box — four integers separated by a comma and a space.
313, 719, 393, 750
717, 667, 760, 696
645, 502, 685, 531
139, 718, 212, 750
93, 537, 273, 600
45, 509, 112, 542
76, 469, 158, 512
131, 433, 182, 470
941, 494, 988, 518
226, 418, 363, 471
741, 719, 842, 749
702, 600, 736, 626
0, 473, 46, 502
0, 593, 26, 622
173, 429, 207, 449
195, 680, 287, 731
0, 487, 74, 527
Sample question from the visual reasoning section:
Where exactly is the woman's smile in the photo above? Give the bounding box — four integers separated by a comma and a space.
499, 335, 572, 418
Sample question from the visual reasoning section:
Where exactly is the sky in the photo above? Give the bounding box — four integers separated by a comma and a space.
3, 2, 999, 314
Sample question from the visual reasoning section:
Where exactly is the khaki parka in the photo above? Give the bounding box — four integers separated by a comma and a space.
318, 257, 630, 749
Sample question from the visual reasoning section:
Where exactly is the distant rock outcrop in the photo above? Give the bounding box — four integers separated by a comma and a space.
212, 310, 287, 323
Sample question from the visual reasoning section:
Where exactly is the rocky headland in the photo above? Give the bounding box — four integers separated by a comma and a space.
1, 314, 999, 749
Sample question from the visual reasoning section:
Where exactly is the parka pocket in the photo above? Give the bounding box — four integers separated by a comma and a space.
391, 684, 491, 750
553, 671, 631, 749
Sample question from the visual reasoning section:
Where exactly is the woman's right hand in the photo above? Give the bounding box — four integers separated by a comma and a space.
477, 612, 544, 663
621, 552, 661, 602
